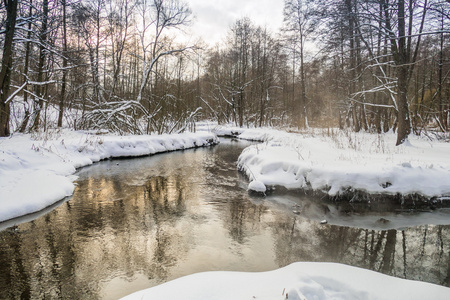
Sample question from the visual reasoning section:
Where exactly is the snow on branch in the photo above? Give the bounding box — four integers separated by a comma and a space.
83, 100, 150, 134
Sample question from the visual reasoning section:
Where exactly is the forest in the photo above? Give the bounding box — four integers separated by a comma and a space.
0, 0, 449, 145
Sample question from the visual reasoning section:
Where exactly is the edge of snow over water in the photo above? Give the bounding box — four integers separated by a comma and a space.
213, 126, 450, 199
0, 130, 218, 223
121, 262, 450, 300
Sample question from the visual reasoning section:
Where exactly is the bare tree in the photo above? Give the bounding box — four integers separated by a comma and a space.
58, 0, 68, 127
106, 0, 134, 97
31, 0, 49, 131
0, 0, 19, 137
135, 0, 192, 133
18, 0, 34, 132
283, 0, 317, 128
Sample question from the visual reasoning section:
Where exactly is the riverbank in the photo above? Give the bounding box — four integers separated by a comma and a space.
0, 129, 218, 223
214, 126, 450, 202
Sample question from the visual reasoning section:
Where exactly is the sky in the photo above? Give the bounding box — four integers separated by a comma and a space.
182, 0, 285, 45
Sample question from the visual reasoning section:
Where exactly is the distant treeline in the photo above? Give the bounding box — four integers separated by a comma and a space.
0, 0, 448, 144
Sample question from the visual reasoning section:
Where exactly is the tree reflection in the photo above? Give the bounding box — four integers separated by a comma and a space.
228, 198, 247, 244
0, 229, 31, 299
380, 229, 396, 273
0, 167, 197, 298
271, 216, 450, 287
143, 175, 188, 280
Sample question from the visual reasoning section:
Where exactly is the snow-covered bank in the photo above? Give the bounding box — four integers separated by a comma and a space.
0, 130, 218, 223
213, 126, 450, 199
122, 262, 450, 300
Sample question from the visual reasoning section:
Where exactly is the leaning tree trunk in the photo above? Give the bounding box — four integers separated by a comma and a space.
0, 0, 19, 137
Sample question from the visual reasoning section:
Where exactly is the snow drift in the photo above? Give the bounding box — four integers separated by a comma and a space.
121, 262, 450, 300
213, 126, 450, 199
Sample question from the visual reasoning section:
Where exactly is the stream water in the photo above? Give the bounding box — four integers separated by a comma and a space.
0, 138, 449, 299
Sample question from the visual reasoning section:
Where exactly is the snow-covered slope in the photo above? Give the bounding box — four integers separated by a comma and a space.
0, 130, 218, 223
121, 262, 450, 300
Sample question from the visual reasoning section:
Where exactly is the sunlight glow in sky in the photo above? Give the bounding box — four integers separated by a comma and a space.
182, 0, 285, 45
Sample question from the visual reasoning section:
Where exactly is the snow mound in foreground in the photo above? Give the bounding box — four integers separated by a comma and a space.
121, 262, 450, 300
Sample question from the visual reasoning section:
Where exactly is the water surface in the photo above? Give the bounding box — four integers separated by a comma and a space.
0, 139, 449, 299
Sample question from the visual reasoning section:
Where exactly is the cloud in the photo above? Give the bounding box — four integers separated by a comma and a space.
184, 0, 284, 45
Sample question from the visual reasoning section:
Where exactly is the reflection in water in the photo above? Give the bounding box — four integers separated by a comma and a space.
273, 217, 450, 287
0, 139, 449, 299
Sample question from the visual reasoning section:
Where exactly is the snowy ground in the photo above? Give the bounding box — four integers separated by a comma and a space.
122, 262, 450, 300
2, 123, 450, 299
0, 129, 218, 223
213, 126, 450, 200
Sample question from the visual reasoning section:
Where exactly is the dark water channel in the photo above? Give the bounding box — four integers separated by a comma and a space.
1, 138, 449, 299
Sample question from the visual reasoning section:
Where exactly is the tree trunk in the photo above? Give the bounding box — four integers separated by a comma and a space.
19, 0, 33, 133
32, 0, 49, 131
58, 0, 68, 128
0, 0, 19, 137
437, 14, 445, 131
395, 0, 411, 145
300, 30, 307, 128
346, 0, 360, 132
396, 65, 411, 145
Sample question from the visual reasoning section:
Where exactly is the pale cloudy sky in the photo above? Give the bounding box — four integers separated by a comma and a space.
182, 0, 285, 45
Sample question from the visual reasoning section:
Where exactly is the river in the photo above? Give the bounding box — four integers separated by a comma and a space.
0, 138, 449, 299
